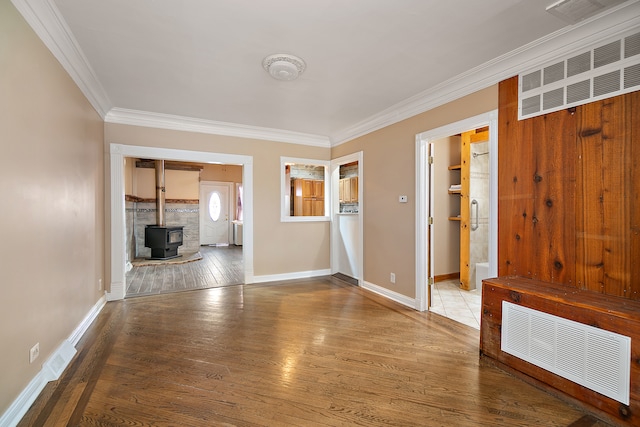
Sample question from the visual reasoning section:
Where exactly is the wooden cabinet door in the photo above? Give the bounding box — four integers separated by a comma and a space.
349, 177, 358, 202
343, 178, 351, 202
312, 199, 324, 216
313, 180, 324, 197
294, 179, 325, 216
302, 179, 314, 197
302, 198, 313, 216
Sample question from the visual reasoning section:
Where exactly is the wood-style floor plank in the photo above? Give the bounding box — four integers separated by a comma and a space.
126, 245, 243, 297
18, 277, 613, 426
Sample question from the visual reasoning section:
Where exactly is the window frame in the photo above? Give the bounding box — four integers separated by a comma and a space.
280, 157, 330, 222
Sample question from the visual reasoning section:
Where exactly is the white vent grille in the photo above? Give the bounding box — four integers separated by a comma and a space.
519, 29, 640, 120
501, 301, 630, 404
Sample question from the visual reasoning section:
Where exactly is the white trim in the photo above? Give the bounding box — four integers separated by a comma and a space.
331, 2, 640, 146
252, 269, 332, 284
360, 281, 416, 309
108, 144, 255, 300
280, 156, 331, 222
0, 295, 106, 427
414, 136, 429, 311
0, 370, 49, 427
415, 111, 498, 312
69, 294, 106, 346
10, 0, 111, 118
106, 108, 331, 148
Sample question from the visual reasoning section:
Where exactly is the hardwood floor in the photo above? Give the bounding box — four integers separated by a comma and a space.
19, 277, 611, 426
126, 245, 243, 297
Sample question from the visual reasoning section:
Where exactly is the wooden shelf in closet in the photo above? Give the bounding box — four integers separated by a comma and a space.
448, 164, 461, 171
448, 216, 461, 221
448, 189, 461, 195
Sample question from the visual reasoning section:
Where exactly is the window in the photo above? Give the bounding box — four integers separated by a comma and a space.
281, 157, 330, 222
208, 192, 222, 221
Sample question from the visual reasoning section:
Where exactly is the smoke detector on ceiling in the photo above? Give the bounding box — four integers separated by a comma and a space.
262, 54, 306, 81
546, 0, 627, 24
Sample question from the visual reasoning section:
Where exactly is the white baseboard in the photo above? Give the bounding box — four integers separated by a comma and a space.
252, 268, 332, 284
106, 280, 125, 301
69, 294, 106, 346
361, 280, 416, 309
0, 294, 107, 427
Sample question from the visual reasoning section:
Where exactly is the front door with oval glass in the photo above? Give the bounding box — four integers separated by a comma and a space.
200, 182, 230, 245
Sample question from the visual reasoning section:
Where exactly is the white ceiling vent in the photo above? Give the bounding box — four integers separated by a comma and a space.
519, 28, 640, 120
502, 301, 631, 405
546, 0, 627, 24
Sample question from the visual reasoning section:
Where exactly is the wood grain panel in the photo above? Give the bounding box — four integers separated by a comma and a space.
499, 77, 577, 284
498, 78, 536, 277
499, 77, 639, 299
460, 130, 471, 290
629, 92, 640, 301
529, 108, 577, 284
576, 95, 635, 297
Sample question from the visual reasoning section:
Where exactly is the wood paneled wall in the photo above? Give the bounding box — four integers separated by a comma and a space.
498, 76, 640, 300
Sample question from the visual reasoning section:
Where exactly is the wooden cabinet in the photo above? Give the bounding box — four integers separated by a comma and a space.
339, 177, 358, 203
293, 179, 324, 216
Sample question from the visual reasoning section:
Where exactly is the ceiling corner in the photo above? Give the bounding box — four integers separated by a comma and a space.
11, 0, 112, 117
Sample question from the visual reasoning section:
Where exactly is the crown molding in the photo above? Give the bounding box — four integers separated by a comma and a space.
11, 0, 112, 117
105, 108, 331, 147
330, 0, 640, 146
14, 0, 639, 147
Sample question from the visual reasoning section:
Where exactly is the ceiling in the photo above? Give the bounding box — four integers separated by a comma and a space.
16, 0, 640, 144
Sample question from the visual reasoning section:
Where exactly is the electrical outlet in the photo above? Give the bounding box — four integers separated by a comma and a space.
98, 279, 102, 290
29, 343, 39, 363
390, 273, 396, 284
399, 195, 408, 203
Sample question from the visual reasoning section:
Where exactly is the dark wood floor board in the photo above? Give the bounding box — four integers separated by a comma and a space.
19, 277, 612, 426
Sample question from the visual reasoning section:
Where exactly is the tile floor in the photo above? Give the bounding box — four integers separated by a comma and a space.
430, 279, 482, 329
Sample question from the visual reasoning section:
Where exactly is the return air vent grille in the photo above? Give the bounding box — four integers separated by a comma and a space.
501, 301, 630, 404
519, 29, 640, 120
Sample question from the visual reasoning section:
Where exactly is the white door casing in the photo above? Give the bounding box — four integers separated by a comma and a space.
108, 144, 254, 301
330, 151, 364, 283
415, 111, 498, 312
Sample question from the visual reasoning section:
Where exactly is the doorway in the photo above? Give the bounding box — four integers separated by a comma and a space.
330, 152, 363, 284
108, 144, 254, 301
415, 111, 498, 317
200, 181, 233, 246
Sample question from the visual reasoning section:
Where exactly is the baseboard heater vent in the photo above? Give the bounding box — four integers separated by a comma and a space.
501, 301, 630, 404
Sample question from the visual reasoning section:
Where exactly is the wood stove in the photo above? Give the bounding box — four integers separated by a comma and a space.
145, 225, 184, 260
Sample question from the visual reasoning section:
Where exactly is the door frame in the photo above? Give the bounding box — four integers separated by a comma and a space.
107, 143, 253, 301
414, 111, 498, 312
199, 181, 234, 245
330, 151, 363, 283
